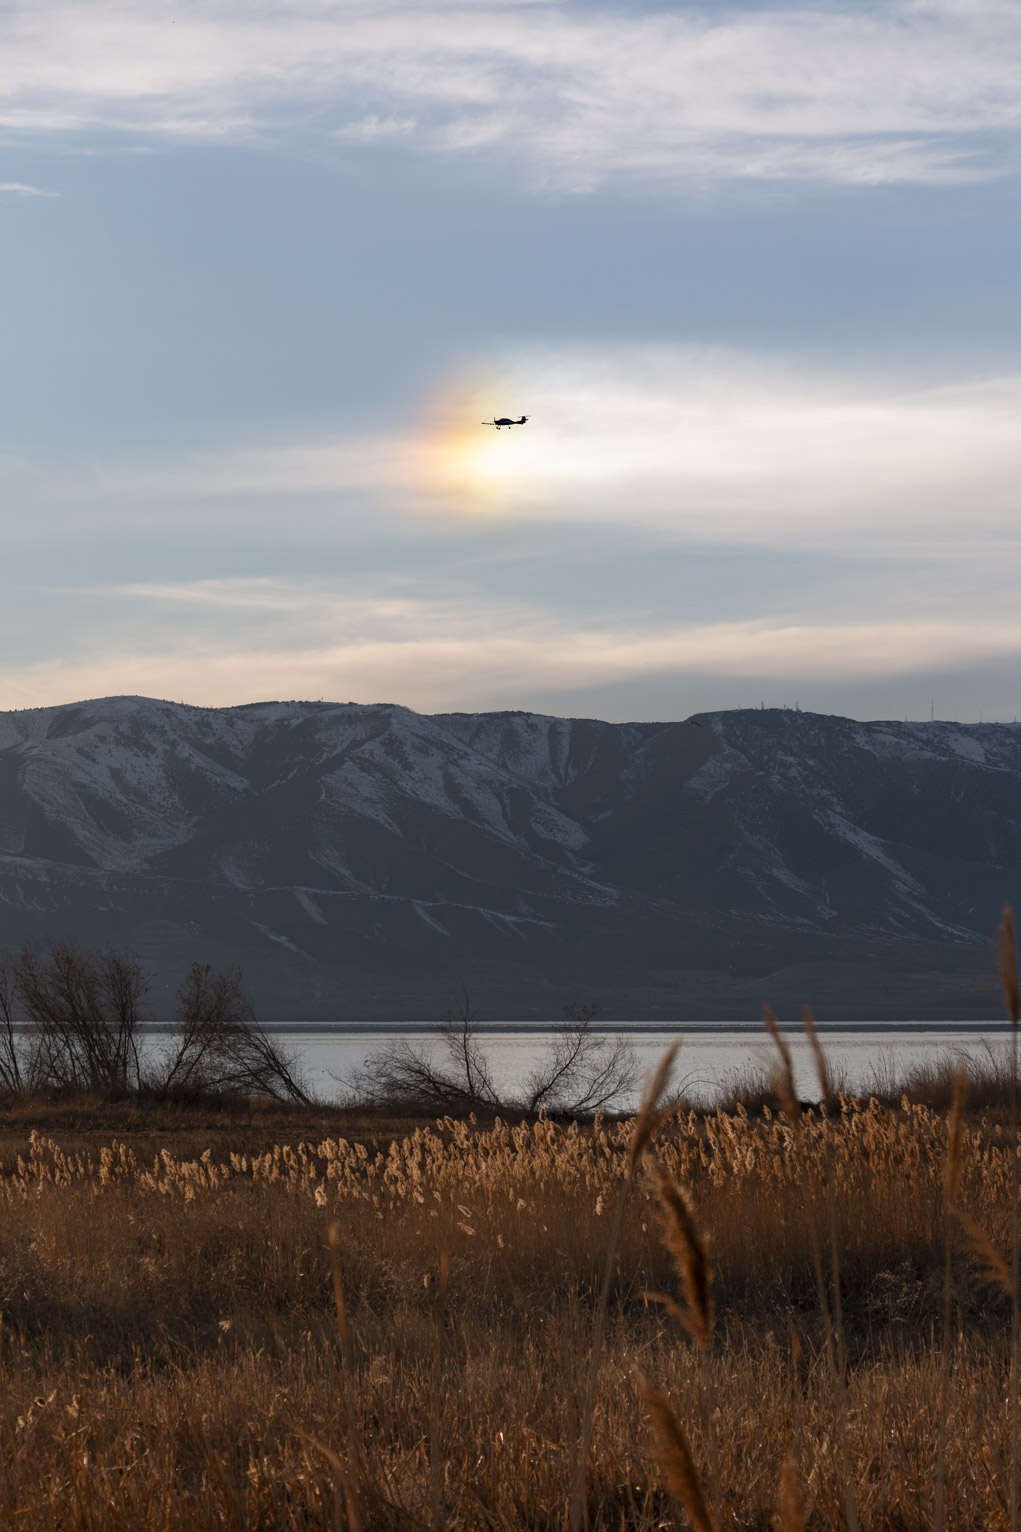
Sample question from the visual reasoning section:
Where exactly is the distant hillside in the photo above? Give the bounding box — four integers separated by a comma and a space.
0, 696, 1017, 1020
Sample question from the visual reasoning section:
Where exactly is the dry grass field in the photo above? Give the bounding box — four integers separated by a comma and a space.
0, 1038, 1018, 1531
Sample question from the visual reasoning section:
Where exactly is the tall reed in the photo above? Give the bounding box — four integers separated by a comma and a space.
934, 1065, 967, 1532
763, 1004, 858, 1532
570, 1042, 678, 1532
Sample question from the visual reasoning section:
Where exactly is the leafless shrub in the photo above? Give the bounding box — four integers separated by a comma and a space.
356, 994, 637, 1117
524, 1002, 638, 1115
432, 987, 501, 1108
155, 961, 310, 1105
0, 951, 24, 1092
353, 989, 501, 1114
0, 944, 308, 1106
15, 941, 147, 1093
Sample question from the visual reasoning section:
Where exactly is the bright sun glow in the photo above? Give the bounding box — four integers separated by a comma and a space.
416, 376, 547, 514
407, 350, 1021, 541
412, 368, 664, 518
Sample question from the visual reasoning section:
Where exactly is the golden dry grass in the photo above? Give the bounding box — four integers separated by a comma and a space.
0, 1088, 1016, 1528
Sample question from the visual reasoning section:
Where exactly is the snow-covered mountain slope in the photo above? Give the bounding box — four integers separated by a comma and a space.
0, 696, 1018, 1019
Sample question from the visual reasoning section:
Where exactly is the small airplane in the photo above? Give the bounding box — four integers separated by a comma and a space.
481, 415, 529, 429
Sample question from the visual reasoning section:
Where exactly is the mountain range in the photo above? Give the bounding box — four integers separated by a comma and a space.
0, 694, 1017, 1021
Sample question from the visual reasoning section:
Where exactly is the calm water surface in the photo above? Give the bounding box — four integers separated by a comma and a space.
261, 1025, 1015, 1107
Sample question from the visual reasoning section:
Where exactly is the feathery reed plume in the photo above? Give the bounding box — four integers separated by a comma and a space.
936, 1065, 969, 1532
327, 1221, 363, 1532
803, 1005, 847, 1374
943, 1067, 968, 1208
650, 1160, 712, 1353
639, 1375, 715, 1532
802, 1006, 831, 1106
630, 1041, 680, 1166
329, 1221, 353, 1368
763, 1006, 800, 1124
571, 1041, 679, 1532
808, 1013, 847, 1381
773, 1455, 807, 1532
769, 1006, 858, 1531
429, 1241, 449, 1532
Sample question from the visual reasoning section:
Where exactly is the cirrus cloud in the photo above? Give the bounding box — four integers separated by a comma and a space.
6, 583, 1021, 715
0, 180, 55, 195
65, 347, 1021, 554
2, 1, 1021, 188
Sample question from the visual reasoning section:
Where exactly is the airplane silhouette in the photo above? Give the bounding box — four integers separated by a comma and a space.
482, 415, 529, 429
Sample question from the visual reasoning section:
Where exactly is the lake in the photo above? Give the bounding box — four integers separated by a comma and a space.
251, 1022, 1016, 1107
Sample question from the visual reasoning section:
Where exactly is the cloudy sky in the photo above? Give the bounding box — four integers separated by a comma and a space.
2, 0, 1020, 722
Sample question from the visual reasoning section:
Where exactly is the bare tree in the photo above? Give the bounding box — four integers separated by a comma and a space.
16, 942, 148, 1093
435, 987, 501, 1107
357, 993, 636, 1118
0, 953, 24, 1092
0, 943, 308, 1106
156, 962, 310, 1104
524, 1003, 638, 1115
356, 989, 502, 1113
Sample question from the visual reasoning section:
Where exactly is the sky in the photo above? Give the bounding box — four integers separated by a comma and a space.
2, 0, 1021, 724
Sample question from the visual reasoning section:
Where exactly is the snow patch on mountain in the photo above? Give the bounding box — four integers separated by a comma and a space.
823, 812, 923, 894
946, 732, 987, 764
1, 697, 1020, 976
686, 749, 744, 803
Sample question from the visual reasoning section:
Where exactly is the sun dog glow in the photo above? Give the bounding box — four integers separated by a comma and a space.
414, 376, 545, 515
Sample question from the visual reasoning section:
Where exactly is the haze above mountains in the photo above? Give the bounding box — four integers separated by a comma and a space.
0, 695, 1015, 1021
